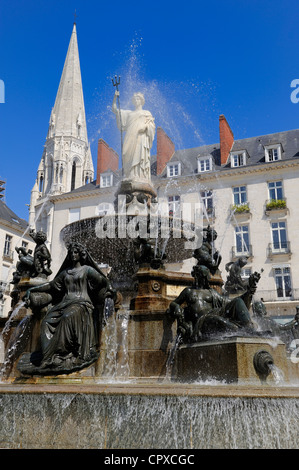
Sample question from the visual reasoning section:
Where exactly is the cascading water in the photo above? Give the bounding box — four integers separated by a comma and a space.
0, 391, 298, 449
99, 298, 130, 381
0, 301, 30, 379
164, 333, 182, 380
117, 310, 130, 378
99, 297, 118, 379
269, 363, 285, 385
1, 301, 26, 342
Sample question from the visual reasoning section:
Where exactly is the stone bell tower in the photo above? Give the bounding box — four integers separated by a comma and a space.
29, 23, 94, 231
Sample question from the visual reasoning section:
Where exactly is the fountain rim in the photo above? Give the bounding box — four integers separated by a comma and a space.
1, 382, 299, 399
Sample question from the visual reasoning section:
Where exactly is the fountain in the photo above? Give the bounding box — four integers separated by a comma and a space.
1, 89, 299, 450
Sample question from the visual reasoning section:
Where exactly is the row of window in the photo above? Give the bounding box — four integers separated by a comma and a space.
231, 145, 282, 168
201, 181, 284, 213
99, 144, 283, 186
88, 181, 285, 228
232, 181, 283, 206
234, 221, 289, 255
166, 143, 283, 176
167, 180, 284, 219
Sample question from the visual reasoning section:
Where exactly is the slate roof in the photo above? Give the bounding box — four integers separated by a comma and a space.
161, 128, 299, 176
0, 200, 28, 230
57, 127, 299, 196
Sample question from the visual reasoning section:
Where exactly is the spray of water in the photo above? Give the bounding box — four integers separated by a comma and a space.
88, 34, 215, 173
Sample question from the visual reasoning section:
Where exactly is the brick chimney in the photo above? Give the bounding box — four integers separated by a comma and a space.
156, 127, 175, 175
96, 139, 119, 185
219, 115, 234, 165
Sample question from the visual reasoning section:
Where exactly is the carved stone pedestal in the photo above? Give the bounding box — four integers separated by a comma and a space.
96, 268, 194, 380
130, 267, 193, 311
174, 336, 291, 384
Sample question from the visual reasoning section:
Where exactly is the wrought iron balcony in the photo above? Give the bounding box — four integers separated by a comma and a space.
267, 241, 291, 257
232, 245, 253, 259
257, 288, 297, 302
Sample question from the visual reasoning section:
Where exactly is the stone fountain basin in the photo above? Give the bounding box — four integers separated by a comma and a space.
61, 214, 197, 268
0, 380, 299, 448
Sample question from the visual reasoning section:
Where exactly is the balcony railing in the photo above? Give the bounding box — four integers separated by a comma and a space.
232, 245, 253, 259
256, 288, 299, 302
267, 241, 291, 257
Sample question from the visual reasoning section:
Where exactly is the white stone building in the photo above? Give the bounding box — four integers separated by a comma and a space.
155, 121, 299, 321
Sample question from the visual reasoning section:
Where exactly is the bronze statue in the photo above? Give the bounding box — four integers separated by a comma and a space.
224, 257, 249, 294
29, 229, 52, 278
133, 236, 166, 269
17, 242, 116, 375
167, 264, 261, 343
192, 226, 222, 276
11, 246, 34, 284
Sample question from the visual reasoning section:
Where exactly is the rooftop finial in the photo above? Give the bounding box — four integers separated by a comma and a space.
74, 9, 77, 25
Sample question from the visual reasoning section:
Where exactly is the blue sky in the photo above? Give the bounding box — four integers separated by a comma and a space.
0, 0, 299, 220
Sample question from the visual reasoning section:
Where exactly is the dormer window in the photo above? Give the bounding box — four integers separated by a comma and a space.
230, 151, 247, 168
197, 156, 213, 173
100, 173, 113, 188
167, 162, 181, 177
265, 144, 282, 162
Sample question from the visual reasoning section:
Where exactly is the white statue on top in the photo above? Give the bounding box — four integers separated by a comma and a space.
112, 91, 155, 182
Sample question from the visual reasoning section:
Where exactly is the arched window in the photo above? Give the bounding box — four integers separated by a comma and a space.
71, 161, 76, 191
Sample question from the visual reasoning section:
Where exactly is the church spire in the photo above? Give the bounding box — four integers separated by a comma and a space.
49, 23, 88, 141
29, 24, 94, 228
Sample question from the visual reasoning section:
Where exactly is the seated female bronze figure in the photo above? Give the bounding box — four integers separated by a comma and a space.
17, 242, 116, 375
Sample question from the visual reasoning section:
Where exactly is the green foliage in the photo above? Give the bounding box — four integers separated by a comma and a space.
231, 203, 250, 213
266, 199, 287, 210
